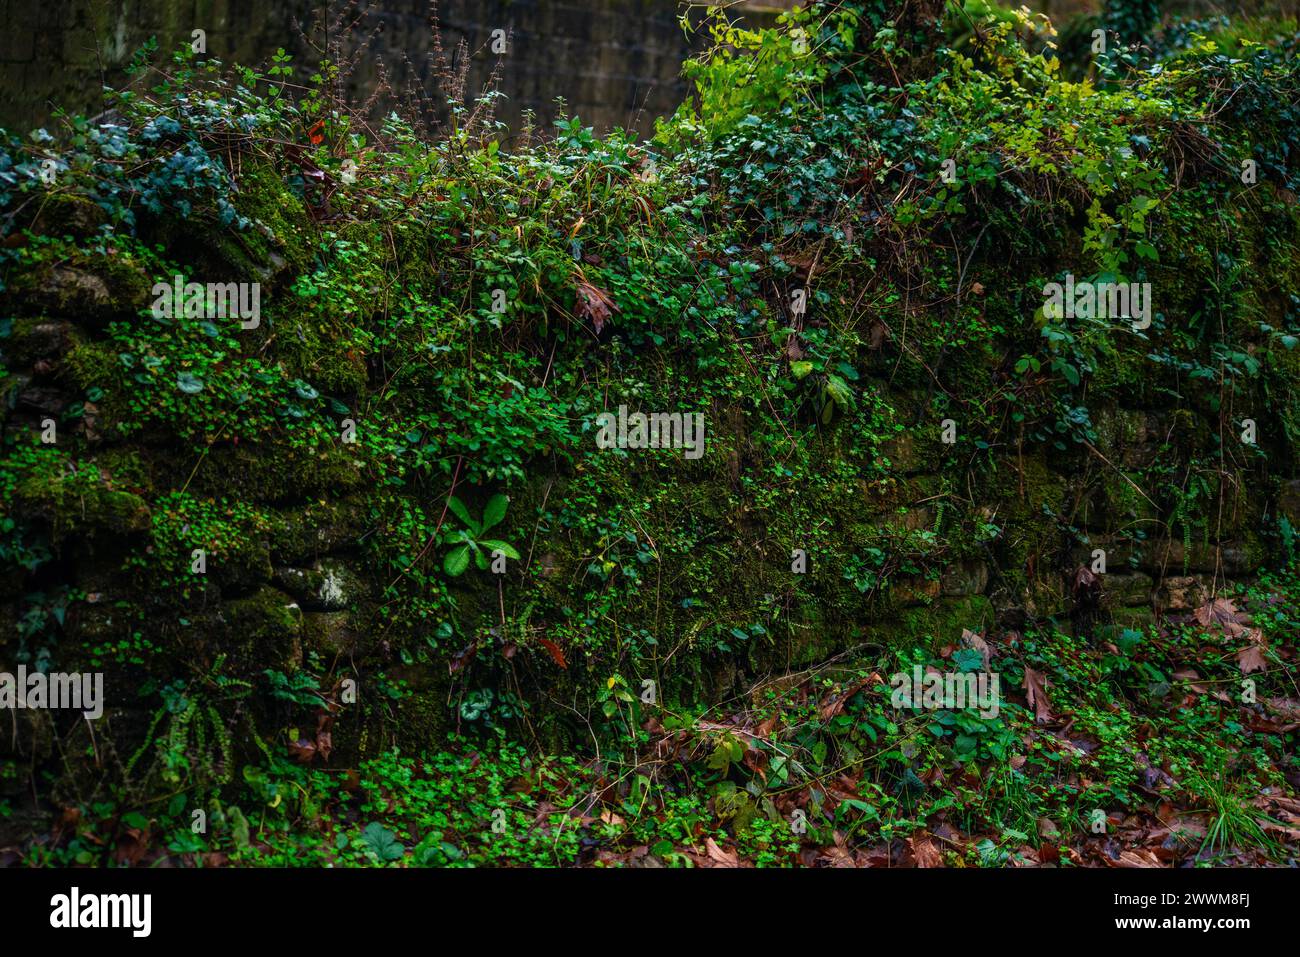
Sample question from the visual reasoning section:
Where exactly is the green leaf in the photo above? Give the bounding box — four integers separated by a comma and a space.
479, 540, 521, 560
446, 496, 477, 533
443, 544, 470, 576
824, 373, 853, 411
361, 822, 405, 862
1054, 359, 1080, 386
228, 807, 251, 849
176, 371, 205, 394
481, 493, 509, 532
790, 360, 814, 379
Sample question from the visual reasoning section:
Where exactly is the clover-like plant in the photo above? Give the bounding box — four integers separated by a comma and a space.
442, 493, 520, 576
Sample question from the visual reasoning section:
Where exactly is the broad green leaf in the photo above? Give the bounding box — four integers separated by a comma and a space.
443, 544, 470, 576
362, 822, 405, 862
824, 373, 853, 411
446, 496, 476, 533
479, 540, 521, 560
481, 493, 509, 532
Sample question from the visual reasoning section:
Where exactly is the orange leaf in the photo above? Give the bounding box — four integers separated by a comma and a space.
537, 637, 568, 670
908, 835, 942, 868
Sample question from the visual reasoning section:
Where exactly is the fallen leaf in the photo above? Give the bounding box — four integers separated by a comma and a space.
1023, 667, 1053, 723
288, 737, 317, 764
1111, 848, 1161, 868
705, 837, 740, 867
449, 641, 479, 675
961, 629, 993, 670
1236, 645, 1268, 674
1194, 597, 1248, 637
909, 835, 942, 868
818, 673, 879, 721
575, 280, 619, 334
537, 637, 568, 669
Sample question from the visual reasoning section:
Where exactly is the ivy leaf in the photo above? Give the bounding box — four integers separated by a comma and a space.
176, 371, 205, 394
1134, 240, 1158, 262
951, 647, 984, 673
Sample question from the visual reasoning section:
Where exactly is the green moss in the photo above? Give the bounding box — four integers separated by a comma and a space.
9, 449, 151, 539
870, 595, 995, 650
219, 585, 304, 672
4, 317, 78, 365
224, 162, 315, 277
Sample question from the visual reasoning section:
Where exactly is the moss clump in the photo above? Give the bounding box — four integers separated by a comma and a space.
218, 585, 304, 672
7, 446, 151, 540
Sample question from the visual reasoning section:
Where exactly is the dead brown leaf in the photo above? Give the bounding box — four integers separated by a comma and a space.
1111, 848, 1162, 868
961, 629, 993, 670
818, 673, 880, 721
908, 835, 943, 868
537, 637, 568, 670
1194, 597, 1248, 637
1023, 667, 1053, 723
1236, 645, 1268, 674
575, 280, 619, 334
704, 837, 740, 868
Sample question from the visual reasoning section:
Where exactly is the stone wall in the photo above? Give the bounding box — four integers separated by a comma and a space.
0, 0, 790, 137
3, 242, 1296, 768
